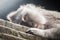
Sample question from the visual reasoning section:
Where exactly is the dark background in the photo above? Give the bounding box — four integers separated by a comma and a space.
0, 0, 60, 20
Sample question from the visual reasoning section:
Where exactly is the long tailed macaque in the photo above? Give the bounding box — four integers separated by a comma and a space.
7, 4, 60, 39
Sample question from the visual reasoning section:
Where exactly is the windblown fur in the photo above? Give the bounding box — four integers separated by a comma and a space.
7, 4, 60, 39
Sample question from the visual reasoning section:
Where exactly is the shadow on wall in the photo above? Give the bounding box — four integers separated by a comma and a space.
0, 0, 60, 20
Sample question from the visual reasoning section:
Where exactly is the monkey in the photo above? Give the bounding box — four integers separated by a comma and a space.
7, 4, 60, 39
7, 4, 47, 28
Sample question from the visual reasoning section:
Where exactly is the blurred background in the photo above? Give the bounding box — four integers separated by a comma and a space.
0, 0, 60, 20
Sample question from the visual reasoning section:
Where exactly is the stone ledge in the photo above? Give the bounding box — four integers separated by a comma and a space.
0, 19, 46, 40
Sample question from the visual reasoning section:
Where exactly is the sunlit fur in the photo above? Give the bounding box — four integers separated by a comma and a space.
7, 4, 60, 39
7, 4, 46, 28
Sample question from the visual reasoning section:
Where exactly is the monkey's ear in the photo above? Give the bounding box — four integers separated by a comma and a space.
22, 17, 26, 22
22, 15, 28, 22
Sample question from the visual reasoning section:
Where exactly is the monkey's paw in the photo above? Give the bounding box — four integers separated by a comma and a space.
26, 28, 41, 35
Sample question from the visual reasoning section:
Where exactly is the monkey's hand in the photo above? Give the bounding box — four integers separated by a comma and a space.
26, 28, 46, 37
26, 28, 58, 38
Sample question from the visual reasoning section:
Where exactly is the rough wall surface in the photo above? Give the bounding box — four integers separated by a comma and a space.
0, 11, 60, 40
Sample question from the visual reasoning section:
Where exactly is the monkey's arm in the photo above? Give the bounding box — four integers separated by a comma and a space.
27, 28, 60, 38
